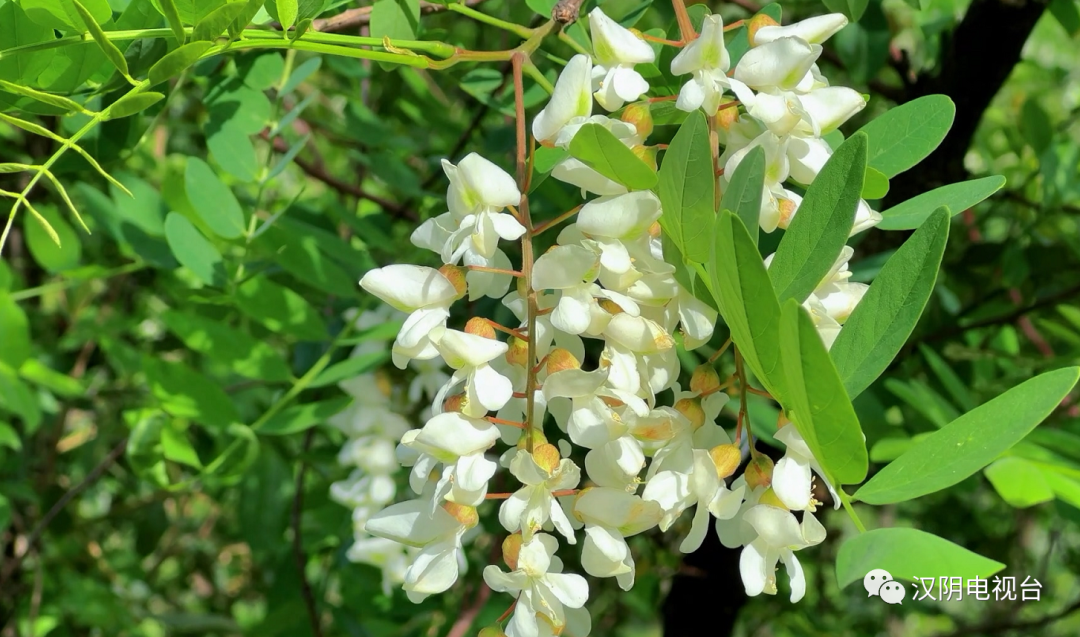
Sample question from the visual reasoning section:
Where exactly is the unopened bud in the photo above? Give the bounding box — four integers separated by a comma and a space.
748, 14, 780, 46
502, 533, 523, 570
533, 443, 562, 474
546, 348, 581, 374
709, 444, 742, 480
598, 299, 623, 315
621, 101, 654, 139
744, 453, 774, 489
715, 98, 739, 131
439, 264, 468, 299
465, 316, 496, 339
631, 145, 658, 171
674, 397, 706, 430
516, 276, 528, 298
478, 627, 508, 637
690, 365, 722, 395
443, 393, 466, 413
442, 501, 479, 528
506, 337, 529, 367
757, 487, 788, 510
647, 220, 662, 238
777, 197, 798, 229
517, 426, 548, 450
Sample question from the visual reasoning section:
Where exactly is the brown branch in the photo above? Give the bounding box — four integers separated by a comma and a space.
552, 0, 586, 24
292, 429, 323, 637
311, 0, 487, 33
0, 438, 128, 589
263, 132, 418, 221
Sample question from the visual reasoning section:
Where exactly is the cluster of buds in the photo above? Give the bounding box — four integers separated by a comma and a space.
348, 8, 873, 634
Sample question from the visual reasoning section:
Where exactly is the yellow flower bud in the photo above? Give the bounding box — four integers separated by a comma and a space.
516, 276, 528, 298
674, 397, 706, 430
777, 197, 798, 229
546, 348, 581, 374
439, 264, 468, 299
647, 220, 662, 238
631, 145, 658, 171
689, 365, 722, 395
464, 316, 497, 339
442, 501, 479, 528
532, 443, 562, 474
478, 627, 508, 637
748, 14, 780, 47
715, 97, 739, 131
506, 337, 530, 367
502, 533, 523, 570
744, 453, 774, 489
598, 299, 623, 315
621, 101, 654, 139
517, 426, 548, 450
758, 487, 788, 510
443, 393, 466, 413
709, 443, 742, 480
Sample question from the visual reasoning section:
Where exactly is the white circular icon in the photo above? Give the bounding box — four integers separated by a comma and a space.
864, 569, 894, 597
879, 581, 906, 605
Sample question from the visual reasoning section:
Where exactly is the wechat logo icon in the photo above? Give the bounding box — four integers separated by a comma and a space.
864, 569, 906, 605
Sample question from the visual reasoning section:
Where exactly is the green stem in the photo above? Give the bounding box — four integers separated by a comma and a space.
448, 4, 535, 39
522, 62, 554, 94
839, 491, 868, 533
558, 31, 591, 57
9, 262, 147, 301
204, 38, 431, 67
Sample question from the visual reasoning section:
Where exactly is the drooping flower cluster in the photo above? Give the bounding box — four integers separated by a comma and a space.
345, 8, 876, 633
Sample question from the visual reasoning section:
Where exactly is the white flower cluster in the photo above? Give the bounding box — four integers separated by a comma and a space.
348, 8, 872, 634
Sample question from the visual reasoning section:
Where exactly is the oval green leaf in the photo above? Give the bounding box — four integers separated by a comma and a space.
160, 310, 291, 381
149, 41, 213, 85
878, 176, 1005, 230
257, 397, 353, 435
836, 528, 1005, 589
862, 165, 889, 200
831, 207, 950, 399
184, 157, 246, 239
234, 277, 327, 341
984, 457, 1055, 508
569, 122, 658, 191
163, 212, 226, 286
779, 300, 867, 485
720, 145, 764, 247
657, 110, 714, 263
106, 92, 165, 120
769, 132, 866, 304
854, 366, 1080, 505
193, 1, 249, 41
857, 95, 955, 178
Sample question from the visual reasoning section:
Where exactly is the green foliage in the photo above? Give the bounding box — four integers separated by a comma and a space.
719, 146, 764, 247
858, 94, 955, 177
877, 176, 1005, 230
657, 110, 714, 263
836, 528, 1006, 588
569, 122, 658, 190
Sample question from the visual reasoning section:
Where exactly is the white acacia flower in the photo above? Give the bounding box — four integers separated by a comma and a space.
589, 8, 655, 111
672, 286, 718, 350
573, 487, 661, 589
345, 536, 414, 596
532, 244, 602, 335
359, 265, 459, 369
432, 329, 513, 418
484, 534, 589, 637
533, 54, 594, 143
642, 449, 745, 553
753, 13, 848, 46
739, 505, 826, 602
364, 498, 476, 603
500, 446, 581, 542
772, 423, 841, 511
733, 36, 822, 94
671, 14, 731, 115
585, 434, 646, 490
399, 412, 501, 507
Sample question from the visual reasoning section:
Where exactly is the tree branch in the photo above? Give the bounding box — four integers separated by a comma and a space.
311, 0, 488, 33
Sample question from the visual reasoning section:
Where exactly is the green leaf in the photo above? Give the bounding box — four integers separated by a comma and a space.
854, 367, 1080, 504
862, 166, 889, 200
918, 344, 977, 412
151, 0, 227, 24
254, 226, 356, 297
310, 351, 389, 388
257, 397, 352, 435
184, 158, 246, 239
831, 208, 950, 399
20, 0, 111, 32
145, 357, 241, 430
835, 528, 1005, 589
984, 457, 1054, 508
1049, 0, 1080, 37
229, 0, 265, 37
0, 362, 40, 431
275, 0, 298, 30
106, 91, 164, 119
877, 176, 1005, 230
657, 110, 714, 263
233, 277, 327, 341
23, 204, 80, 272
885, 378, 960, 428
203, 423, 260, 480
0, 421, 21, 451
18, 358, 85, 397
0, 80, 85, 113
149, 41, 212, 85
158, 0, 187, 44
857, 95, 955, 178
280, 56, 321, 95
0, 1, 56, 84
769, 133, 866, 304
779, 300, 867, 485
160, 310, 291, 381
707, 211, 784, 398
0, 293, 31, 369
1020, 98, 1053, 156
193, 1, 248, 41
568, 123, 658, 191
164, 213, 226, 286
822, 0, 869, 22
161, 421, 203, 468
720, 145, 764, 247
526, 0, 557, 15
72, 0, 132, 81
370, 0, 420, 41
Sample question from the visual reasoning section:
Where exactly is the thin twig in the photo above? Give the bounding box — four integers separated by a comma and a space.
310, 0, 487, 33
446, 583, 492, 637
0, 438, 128, 588
293, 429, 323, 637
